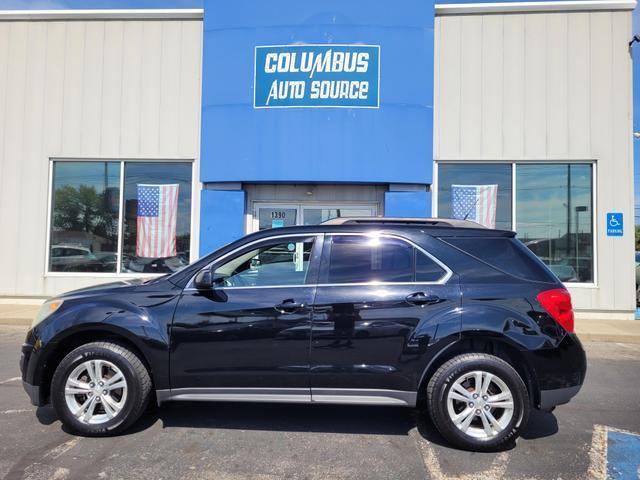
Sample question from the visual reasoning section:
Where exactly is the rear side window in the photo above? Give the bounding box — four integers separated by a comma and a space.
444, 237, 557, 283
324, 235, 447, 284
416, 251, 446, 282
326, 236, 413, 283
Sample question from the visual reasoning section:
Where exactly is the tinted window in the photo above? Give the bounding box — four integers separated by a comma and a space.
213, 238, 315, 287
416, 251, 446, 282
326, 236, 413, 284
446, 237, 557, 283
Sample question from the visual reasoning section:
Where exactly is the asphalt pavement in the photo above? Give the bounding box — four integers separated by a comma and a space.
0, 325, 638, 480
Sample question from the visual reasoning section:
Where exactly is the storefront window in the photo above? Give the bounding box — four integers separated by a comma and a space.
48, 161, 192, 275
516, 164, 593, 283
121, 162, 192, 274
437, 164, 512, 230
437, 162, 594, 283
49, 162, 121, 272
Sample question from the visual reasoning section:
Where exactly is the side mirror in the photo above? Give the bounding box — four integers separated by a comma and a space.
194, 269, 213, 290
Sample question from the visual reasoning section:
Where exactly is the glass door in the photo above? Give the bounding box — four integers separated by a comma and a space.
255, 204, 300, 231
252, 203, 377, 232
301, 206, 376, 225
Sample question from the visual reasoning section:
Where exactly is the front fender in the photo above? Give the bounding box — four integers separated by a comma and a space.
28, 290, 179, 392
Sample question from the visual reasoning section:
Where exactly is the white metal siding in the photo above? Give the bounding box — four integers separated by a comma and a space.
435, 10, 635, 318
0, 19, 202, 298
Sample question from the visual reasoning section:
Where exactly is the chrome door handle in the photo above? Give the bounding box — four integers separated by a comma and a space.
405, 292, 440, 306
275, 300, 305, 313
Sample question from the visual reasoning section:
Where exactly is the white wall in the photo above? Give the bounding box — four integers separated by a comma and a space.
434, 9, 635, 318
0, 17, 203, 298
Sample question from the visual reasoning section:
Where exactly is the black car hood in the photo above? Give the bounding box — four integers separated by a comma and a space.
57, 278, 152, 299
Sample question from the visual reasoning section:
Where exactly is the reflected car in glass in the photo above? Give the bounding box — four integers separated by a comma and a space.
20, 218, 586, 451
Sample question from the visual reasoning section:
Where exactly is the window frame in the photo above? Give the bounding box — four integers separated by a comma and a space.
45, 157, 196, 278
318, 233, 452, 286
433, 160, 597, 287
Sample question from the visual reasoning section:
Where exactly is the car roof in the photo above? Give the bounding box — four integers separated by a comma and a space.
238, 218, 514, 239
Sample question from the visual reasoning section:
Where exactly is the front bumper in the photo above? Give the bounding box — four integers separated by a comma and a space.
20, 337, 47, 407
22, 380, 43, 407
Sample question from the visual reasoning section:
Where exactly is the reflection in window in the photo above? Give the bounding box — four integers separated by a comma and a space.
326, 236, 414, 284
49, 161, 192, 275
303, 207, 375, 225
516, 164, 593, 283
122, 162, 192, 274
438, 164, 512, 230
213, 239, 315, 287
49, 162, 120, 272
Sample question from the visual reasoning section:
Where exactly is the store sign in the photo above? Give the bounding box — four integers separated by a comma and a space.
606, 212, 623, 236
254, 44, 380, 108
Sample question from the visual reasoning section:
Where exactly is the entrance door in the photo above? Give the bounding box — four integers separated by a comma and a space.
302, 206, 376, 225
253, 203, 376, 232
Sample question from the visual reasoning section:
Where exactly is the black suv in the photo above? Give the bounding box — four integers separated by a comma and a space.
20, 218, 586, 451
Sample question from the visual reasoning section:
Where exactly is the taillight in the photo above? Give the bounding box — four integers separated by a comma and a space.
536, 288, 574, 333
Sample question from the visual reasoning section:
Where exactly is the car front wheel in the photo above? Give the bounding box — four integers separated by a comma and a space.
426, 353, 530, 451
51, 342, 151, 436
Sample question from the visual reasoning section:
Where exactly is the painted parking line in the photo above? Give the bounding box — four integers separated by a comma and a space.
0, 376, 21, 385
588, 425, 640, 480
607, 430, 640, 479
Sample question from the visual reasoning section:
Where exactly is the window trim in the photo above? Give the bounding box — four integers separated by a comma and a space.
432, 160, 597, 287
44, 157, 196, 278
319, 232, 452, 287
186, 232, 453, 290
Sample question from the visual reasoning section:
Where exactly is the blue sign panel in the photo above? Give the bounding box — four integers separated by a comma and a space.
606, 212, 623, 236
254, 44, 380, 108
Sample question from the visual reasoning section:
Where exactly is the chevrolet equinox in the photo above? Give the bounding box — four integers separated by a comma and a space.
20, 218, 586, 451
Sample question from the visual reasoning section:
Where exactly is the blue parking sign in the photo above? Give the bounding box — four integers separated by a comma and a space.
606, 212, 623, 236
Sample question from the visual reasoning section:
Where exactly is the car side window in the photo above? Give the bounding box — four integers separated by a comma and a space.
325, 235, 414, 284
415, 250, 446, 282
212, 237, 316, 288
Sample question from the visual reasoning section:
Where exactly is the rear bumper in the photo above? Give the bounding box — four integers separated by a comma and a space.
522, 333, 587, 409
539, 384, 582, 411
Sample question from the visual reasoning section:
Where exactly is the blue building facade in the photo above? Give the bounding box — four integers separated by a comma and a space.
199, 0, 435, 254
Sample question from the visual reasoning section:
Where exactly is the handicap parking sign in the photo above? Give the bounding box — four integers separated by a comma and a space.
606, 212, 623, 236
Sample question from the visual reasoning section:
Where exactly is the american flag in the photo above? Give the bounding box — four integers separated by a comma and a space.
136, 184, 180, 258
451, 184, 498, 229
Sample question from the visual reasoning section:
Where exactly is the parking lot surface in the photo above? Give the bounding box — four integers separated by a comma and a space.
0, 325, 638, 480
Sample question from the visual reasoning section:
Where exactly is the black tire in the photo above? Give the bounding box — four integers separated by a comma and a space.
51, 342, 151, 436
426, 353, 529, 451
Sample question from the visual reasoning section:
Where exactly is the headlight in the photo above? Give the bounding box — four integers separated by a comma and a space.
32, 299, 64, 328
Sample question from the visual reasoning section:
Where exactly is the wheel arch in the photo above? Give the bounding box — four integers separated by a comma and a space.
39, 325, 155, 404
417, 334, 539, 408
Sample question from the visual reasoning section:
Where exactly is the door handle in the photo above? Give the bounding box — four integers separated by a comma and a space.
405, 292, 440, 306
275, 299, 305, 314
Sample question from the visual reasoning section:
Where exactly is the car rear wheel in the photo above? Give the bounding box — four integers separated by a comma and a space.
426, 353, 529, 451
51, 342, 151, 436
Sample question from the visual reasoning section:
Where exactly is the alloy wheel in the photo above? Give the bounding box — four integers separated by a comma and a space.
446, 370, 515, 440
64, 359, 128, 425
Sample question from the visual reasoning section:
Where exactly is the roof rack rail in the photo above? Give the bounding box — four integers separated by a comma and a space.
320, 217, 486, 228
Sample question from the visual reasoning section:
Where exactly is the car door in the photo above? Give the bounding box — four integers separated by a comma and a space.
309, 233, 459, 406
170, 233, 322, 401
